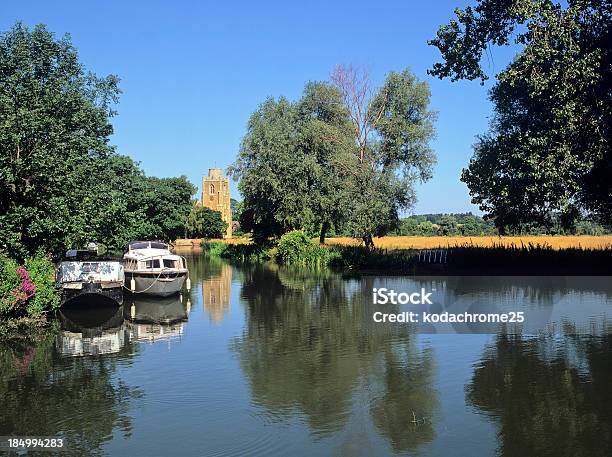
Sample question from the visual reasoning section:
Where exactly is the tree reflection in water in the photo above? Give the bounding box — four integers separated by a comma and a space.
467, 332, 612, 457
0, 310, 141, 457
232, 262, 438, 452
371, 342, 437, 453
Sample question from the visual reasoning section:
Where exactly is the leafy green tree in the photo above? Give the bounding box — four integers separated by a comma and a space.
331, 66, 437, 249
0, 23, 196, 257
230, 198, 242, 221
232, 69, 436, 248
460, 215, 482, 235
417, 221, 438, 236
230, 83, 355, 243
429, 0, 612, 231
0, 23, 120, 258
296, 82, 356, 243
185, 205, 228, 239
142, 176, 195, 242
436, 214, 459, 236
230, 97, 310, 242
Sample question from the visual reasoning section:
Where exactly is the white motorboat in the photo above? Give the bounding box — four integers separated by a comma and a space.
123, 241, 190, 297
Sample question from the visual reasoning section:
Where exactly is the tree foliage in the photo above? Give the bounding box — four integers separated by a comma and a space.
429, 0, 612, 231
230, 82, 355, 243
185, 205, 228, 239
231, 67, 437, 248
0, 23, 195, 258
332, 66, 437, 248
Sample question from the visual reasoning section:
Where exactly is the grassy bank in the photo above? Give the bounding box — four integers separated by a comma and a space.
198, 233, 612, 275
331, 243, 612, 275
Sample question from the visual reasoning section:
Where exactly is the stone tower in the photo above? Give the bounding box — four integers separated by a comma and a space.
201, 168, 232, 238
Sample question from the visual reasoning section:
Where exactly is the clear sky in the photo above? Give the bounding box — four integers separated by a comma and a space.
2, 0, 512, 214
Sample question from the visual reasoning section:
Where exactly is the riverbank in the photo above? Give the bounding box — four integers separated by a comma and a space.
181, 233, 612, 275
325, 235, 612, 250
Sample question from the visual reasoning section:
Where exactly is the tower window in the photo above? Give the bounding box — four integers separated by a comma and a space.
209, 184, 215, 194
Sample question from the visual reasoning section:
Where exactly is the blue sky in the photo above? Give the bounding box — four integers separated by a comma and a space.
3, 0, 513, 214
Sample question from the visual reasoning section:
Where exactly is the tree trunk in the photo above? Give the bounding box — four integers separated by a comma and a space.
363, 234, 375, 251
319, 221, 330, 244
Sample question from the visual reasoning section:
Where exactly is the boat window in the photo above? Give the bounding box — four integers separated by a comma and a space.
145, 259, 161, 269
150, 242, 168, 250
163, 259, 176, 268
130, 242, 149, 249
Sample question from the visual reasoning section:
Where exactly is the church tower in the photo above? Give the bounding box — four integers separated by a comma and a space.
201, 168, 232, 238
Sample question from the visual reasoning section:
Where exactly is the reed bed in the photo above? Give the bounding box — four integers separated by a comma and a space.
330, 242, 612, 275
325, 235, 612, 251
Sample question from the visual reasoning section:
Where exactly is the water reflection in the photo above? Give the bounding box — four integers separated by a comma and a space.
202, 262, 232, 322
371, 342, 437, 453
57, 305, 127, 357
231, 262, 612, 455
125, 295, 189, 343
1, 254, 611, 457
0, 323, 140, 456
232, 262, 438, 452
467, 332, 612, 457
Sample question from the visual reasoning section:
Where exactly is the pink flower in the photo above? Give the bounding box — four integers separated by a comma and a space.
15, 266, 36, 300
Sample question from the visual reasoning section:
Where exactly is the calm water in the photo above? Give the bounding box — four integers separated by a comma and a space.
2, 254, 612, 457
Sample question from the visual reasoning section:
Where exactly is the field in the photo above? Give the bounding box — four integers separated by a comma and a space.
325, 235, 612, 250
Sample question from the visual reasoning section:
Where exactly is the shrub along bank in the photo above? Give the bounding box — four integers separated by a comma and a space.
0, 253, 59, 321
202, 230, 337, 266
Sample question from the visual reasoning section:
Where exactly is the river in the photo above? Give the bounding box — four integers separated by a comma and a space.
1, 253, 611, 456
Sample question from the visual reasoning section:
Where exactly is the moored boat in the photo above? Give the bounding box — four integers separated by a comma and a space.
56, 245, 124, 307
123, 241, 190, 297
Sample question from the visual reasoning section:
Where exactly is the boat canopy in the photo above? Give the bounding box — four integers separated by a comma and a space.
127, 241, 169, 251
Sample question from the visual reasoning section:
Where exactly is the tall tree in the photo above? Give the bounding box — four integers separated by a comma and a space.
0, 23, 196, 256
230, 83, 355, 243
230, 97, 312, 242
0, 23, 120, 257
429, 0, 612, 231
296, 82, 355, 243
331, 66, 437, 248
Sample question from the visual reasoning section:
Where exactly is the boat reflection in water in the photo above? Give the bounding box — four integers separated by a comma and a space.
56, 305, 127, 357
125, 295, 189, 343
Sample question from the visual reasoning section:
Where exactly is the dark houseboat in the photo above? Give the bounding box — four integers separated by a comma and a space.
56, 244, 125, 307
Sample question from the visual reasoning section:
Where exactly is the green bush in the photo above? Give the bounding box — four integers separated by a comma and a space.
221, 243, 271, 262
201, 240, 227, 256
275, 230, 335, 265
25, 253, 60, 315
201, 241, 271, 262
0, 255, 21, 316
0, 253, 59, 319
276, 231, 312, 264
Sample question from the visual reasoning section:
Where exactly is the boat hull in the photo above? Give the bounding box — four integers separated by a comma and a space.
125, 271, 187, 297
60, 282, 124, 307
